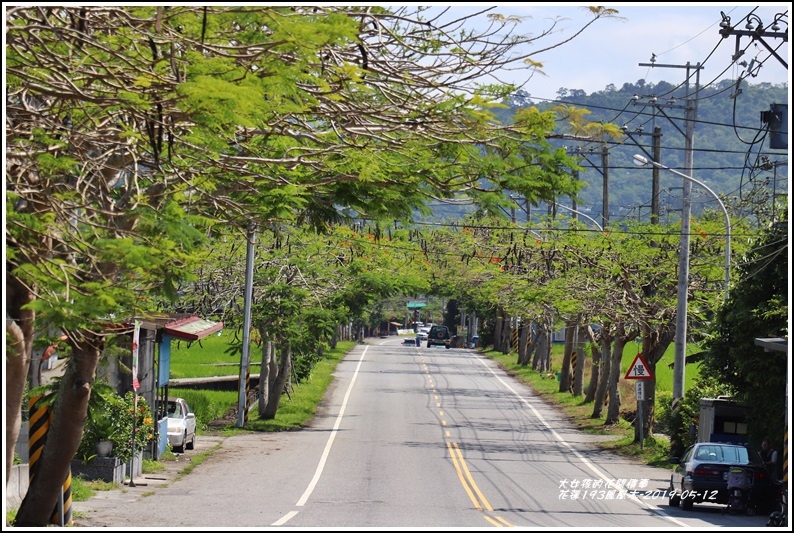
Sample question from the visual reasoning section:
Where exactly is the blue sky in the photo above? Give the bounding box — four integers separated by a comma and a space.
439, 3, 790, 100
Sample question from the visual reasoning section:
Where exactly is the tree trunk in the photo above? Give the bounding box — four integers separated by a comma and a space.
635, 320, 675, 442
522, 323, 538, 368
263, 344, 291, 420
258, 339, 273, 417
499, 312, 511, 354
592, 329, 612, 419
606, 324, 636, 425
572, 325, 587, 396
5, 274, 35, 487
584, 325, 601, 403
605, 334, 625, 425
516, 322, 530, 366
559, 321, 576, 393
15, 332, 104, 527
495, 307, 510, 354
493, 309, 504, 353
532, 318, 551, 373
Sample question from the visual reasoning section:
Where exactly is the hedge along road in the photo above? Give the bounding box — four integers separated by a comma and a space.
71, 338, 769, 528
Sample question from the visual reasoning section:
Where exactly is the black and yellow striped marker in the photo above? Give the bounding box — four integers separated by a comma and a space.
28, 395, 72, 525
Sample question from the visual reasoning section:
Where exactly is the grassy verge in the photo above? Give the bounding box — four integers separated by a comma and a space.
244, 341, 354, 431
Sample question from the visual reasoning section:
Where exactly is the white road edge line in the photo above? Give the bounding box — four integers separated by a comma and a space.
474, 354, 690, 528
271, 345, 369, 526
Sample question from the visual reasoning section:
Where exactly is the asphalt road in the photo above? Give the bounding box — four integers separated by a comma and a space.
71, 338, 773, 529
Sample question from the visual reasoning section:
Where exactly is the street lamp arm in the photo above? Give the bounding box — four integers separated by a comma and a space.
553, 202, 604, 232
633, 155, 730, 295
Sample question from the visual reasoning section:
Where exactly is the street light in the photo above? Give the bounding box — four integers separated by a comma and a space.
633, 154, 731, 409
553, 202, 604, 232
633, 154, 730, 294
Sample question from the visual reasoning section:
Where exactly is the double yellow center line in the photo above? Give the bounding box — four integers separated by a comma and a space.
423, 358, 515, 527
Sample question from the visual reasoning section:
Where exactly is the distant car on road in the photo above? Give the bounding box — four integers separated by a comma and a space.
167, 397, 197, 453
417, 327, 430, 341
427, 325, 451, 348
668, 442, 771, 511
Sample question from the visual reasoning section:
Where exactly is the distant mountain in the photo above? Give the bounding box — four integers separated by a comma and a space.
497, 79, 788, 228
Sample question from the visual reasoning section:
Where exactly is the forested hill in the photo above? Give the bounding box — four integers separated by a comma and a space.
493, 79, 788, 228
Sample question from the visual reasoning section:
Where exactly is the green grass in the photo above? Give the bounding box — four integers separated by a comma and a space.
167, 330, 261, 431
172, 389, 239, 432
169, 330, 242, 379
616, 340, 700, 393
142, 458, 164, 474
71, 475, 119, 501
167, 337, 355, 434
174, 445, 219, 479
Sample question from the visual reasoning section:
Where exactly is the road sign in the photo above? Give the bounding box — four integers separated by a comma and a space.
636, 380, 645, 400
624, 353, 653, 380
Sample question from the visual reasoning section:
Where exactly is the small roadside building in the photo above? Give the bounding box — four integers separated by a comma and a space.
99, 313, 224, 460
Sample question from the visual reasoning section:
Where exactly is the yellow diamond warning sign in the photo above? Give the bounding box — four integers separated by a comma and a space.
624, 353, 653, 380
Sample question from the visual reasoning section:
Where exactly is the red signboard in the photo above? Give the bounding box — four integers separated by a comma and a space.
163, 316, 224, 341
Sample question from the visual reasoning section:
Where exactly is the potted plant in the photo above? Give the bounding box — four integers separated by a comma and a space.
72, 388, 153, 482
75, 383, 122, 462
76, 388, 153, 464
89, 413, 118, 457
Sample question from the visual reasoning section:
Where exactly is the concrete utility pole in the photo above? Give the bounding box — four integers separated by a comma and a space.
635, 60, 702, 404
572, 147, 610, 230
624, 126, 663, 224
651, 126, 662, 224
237, 223, 256, 428
601, 146, 609, 229
675, 83, 698, 404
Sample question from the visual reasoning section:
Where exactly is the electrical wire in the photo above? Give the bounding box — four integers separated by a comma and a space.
530, 93, 779, 139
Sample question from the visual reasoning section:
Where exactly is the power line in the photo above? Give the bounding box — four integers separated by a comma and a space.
529, 91, 781, 137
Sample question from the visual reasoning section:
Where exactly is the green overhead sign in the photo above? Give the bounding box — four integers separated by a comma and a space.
406, 301, 427, 309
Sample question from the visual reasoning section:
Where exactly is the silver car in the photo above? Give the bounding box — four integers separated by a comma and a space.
167, 397, 196, 453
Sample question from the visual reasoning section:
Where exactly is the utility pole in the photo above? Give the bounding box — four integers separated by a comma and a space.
237, 222, 256, 428
651, 126, 661, 224
674, 79, 698, 403
636, 59, 701, 404
571, 147, 610, 229
623, 126, 663, 224
601, 146, 609, 229
571, 167, 579, 215
718, 11, 788, 69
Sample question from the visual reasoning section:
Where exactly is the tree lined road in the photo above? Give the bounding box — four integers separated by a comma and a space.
73, 339, 769, 528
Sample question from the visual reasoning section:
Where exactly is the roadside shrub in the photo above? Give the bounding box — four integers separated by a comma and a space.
76, 390, 154, 464
664, 374, 735, 458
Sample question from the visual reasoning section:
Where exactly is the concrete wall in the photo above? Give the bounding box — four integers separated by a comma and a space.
6, 452, 142, 510
6, 464, 28, 509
